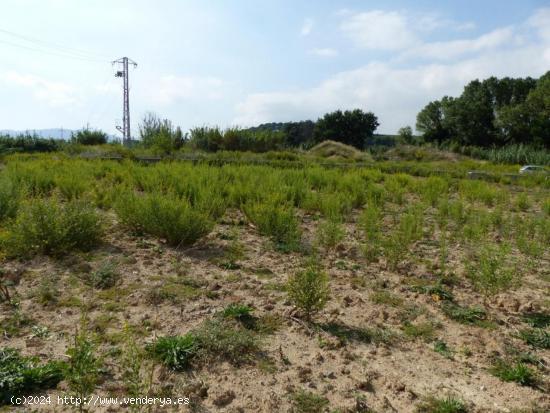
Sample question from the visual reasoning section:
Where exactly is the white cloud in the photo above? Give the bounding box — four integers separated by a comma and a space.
300, 18, 314, 36
403, 27, 516, 60
308, 48, 339, 57
234, 34, 549, 133
340, 10, 418, 50
528, 7, 550, 42
456, 21, 476, 32
147, 75, 225, 105
1, 71, 77, 106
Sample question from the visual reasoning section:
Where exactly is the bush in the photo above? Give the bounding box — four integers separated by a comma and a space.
465, 244, 516, 304
0, 134, 61, 154
71, 129, 108, 145
193, 319, 259, 365
316, 219, 345, 249
420, 176, 448, 207
0, 348, 65, 404
65, 324, 102, 404
114, 191, 214, 247
360, 204, 381, 262
221, 304, 254, 321
290, 390, 329, 413
138, 112, 185, 153
518, 328, 550, 349
442, 303, 487, 325
287, 265, 329, 320
415, 396, 467, 413
149, 316, 260, 370
86, 261, 119, 289
244, 202, 301, 252
2, 198, 103, 257
147, 335, 197, 371
0, 177, 19, 222
490, 359, 536, 386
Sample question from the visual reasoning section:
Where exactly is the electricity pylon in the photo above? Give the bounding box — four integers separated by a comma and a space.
112, 57, 137, 145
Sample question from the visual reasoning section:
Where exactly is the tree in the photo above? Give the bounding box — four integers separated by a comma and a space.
416, 73, 545, 148
398, 126, 414, 144
313, 109, 379, 149
283, 120, 315, 148
416, 100, 449, 144
493, 73, 549, 147
71, 128, 108, 145
139, 112, 185, 152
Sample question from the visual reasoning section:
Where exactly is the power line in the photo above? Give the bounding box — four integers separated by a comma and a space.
0, 27, 109, 60
0, 38, 108, 62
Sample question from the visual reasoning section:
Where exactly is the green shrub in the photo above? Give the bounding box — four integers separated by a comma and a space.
0, 177, 19, 222
71, 128, 108, 145
459, 180, 504, 207
150, 316, 260, 370
290, 390, 329, 413
2, 198, 103, 257
370, 291, 403, 307
403, 322, 437, 342
35, 275, 59, 307
522, 312, 550, 328
0, 348, 65, 404
543, 198, 550, 216
287, 265, 329, 320
316, 219, 345, 249
433, 340, 453, 359
147, 334, 197, 371
193, 318, 259, 365
420, 176, 448, 207
515, 193, 531, 211
442, 303, 487, 326
465, 244, 517, 304
120, 325, 151, 408
360, 205, 381, 262
221, 304, 254, 321
490, 359, 536, 386
64, 324, 102, 409
410, 283, 454, 301
518, 328, 550, 349
383, 205, 424, 269
86, 261, 119, 289
415, 395, 467, 413
139, 113, 185, 153
244, 202, 301, 252
114, 191, 213, 247
55, 174, 90, 200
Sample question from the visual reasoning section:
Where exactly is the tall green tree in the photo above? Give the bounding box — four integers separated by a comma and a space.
416, 100, 449, 144
416, 72, 547, 148
313, 109, 379, 149
139, 112, 185, 152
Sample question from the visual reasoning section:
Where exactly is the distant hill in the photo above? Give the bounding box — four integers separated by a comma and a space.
0, 128, 75, 140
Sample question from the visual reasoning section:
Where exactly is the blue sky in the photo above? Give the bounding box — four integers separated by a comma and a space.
1, 0, 549, 136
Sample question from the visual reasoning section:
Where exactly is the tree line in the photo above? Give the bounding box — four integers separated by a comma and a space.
2, 71, 548, 155
416, 71, 549, 148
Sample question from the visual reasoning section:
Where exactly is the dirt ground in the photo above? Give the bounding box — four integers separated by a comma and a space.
1, 208, 548, 413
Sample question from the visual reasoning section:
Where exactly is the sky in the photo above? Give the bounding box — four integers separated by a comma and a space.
0, 0, 549, 136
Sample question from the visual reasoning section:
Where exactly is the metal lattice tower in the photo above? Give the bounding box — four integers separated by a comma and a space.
113, 57, 137, 145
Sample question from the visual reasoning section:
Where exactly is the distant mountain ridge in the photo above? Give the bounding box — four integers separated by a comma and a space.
1, 129, 119, 141
0, 128, 76, 140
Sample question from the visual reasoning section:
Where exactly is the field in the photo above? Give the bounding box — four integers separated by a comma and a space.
0, 153, 549, 412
